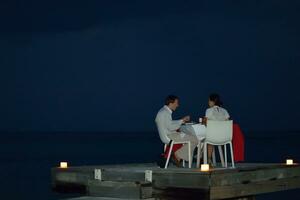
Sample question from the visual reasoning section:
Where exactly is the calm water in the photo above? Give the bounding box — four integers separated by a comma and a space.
0, 131, 299, 200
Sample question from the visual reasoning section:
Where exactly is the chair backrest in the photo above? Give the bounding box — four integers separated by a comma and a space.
206, 120, 233, 145
155, 121, 171, 144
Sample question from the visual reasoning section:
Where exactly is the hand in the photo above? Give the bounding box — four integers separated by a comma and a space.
182, 115, 190, 123
202, 117, 207, 125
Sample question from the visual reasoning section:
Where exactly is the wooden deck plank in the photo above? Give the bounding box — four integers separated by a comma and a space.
210, 176, 300, 199
210, 165, 300, 186
87, 180, 152, 199
152, 171, 210, 189
51, 163, 300, 200
64, 196, 155, 200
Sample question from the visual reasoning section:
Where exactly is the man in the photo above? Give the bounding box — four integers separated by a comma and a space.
155, 95, 198, 166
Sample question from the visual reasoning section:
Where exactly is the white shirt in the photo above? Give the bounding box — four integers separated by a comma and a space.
155, 105, 183, 144
205, 106, 230, 121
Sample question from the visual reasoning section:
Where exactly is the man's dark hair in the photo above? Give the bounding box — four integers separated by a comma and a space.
165, 95, 179, 105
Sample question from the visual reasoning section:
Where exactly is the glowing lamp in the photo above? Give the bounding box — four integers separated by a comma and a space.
201, 164, 210, 171
286, 159, 293, 165
60, 162, 68, 168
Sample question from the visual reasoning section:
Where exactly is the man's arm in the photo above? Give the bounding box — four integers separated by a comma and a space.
165, 113, 190, 132
166, 117, 182, 132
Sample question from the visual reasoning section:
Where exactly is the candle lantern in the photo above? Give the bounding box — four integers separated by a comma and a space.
201, 164, 210, 171
286, 159, 293, 165
60, 162, 68, 168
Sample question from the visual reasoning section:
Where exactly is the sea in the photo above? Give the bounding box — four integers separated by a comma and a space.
0, 131, 299, 200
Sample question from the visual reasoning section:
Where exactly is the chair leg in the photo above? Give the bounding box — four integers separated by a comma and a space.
212, 147, 216, 165
165, 141, 174, 169
196, 142, 201, 168
188, 141, 192, 168
218, 146, 225, 167
204, 143, 208, 164
224, 144, 227, 168
229, 142, 235, 168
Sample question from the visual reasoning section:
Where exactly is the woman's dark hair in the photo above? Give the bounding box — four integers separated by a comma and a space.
209, 93, 223, 106
165, 95, 179, 105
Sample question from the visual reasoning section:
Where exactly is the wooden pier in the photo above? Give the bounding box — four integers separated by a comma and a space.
51, 163, 300, 200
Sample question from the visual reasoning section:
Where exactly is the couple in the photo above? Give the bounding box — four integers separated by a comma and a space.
155, 94, 230, 166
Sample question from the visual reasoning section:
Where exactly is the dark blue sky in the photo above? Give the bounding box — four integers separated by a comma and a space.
2, 0, 300, 132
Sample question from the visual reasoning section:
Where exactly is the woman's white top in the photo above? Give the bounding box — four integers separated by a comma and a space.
205, 106, 230, 121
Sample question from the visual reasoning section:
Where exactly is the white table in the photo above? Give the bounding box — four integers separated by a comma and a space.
180, 123, 206, 167
180, 123, 206, 141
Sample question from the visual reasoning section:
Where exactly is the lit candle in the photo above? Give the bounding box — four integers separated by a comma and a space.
286, 159, 293, 165
60, 162, 68, 168
199, 117, 202, 123
201, 164, 210, 171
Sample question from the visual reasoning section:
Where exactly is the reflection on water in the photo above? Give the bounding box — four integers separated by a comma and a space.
0, 131, 299, 200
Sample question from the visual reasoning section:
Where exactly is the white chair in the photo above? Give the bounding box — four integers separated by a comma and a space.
196, 141, 224, 168
156, 122, 192, 169
163, 141, 191, 169
203, 120, 235, 168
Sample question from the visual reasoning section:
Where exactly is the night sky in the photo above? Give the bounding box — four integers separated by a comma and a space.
2, 0, 300, 133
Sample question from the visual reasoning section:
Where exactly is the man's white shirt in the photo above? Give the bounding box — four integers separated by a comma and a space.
155, 105, 184, 144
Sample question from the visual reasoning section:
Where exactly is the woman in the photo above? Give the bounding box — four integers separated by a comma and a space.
205, 93, 230, 165
205, 93, 230, 121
